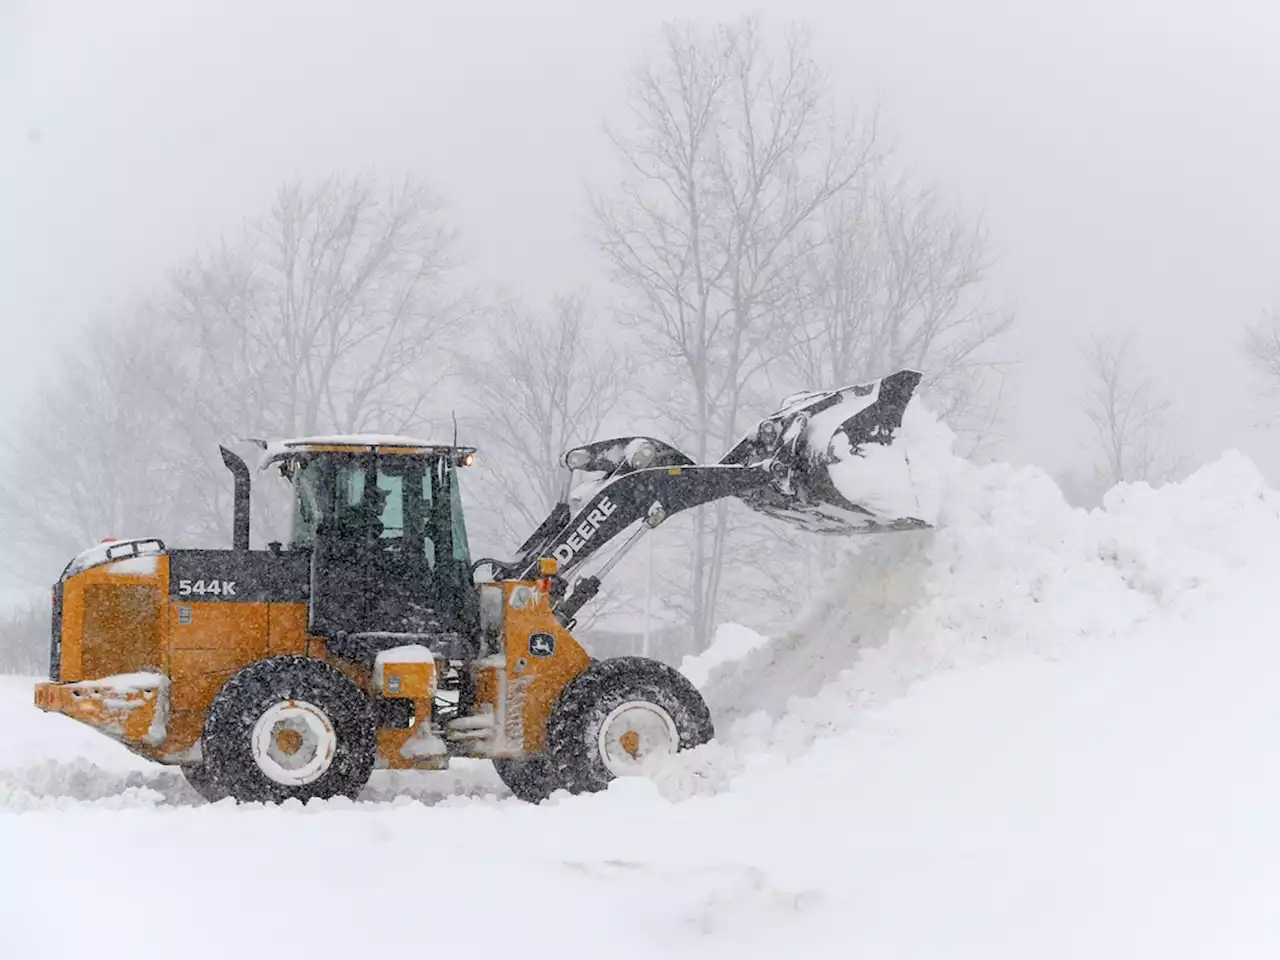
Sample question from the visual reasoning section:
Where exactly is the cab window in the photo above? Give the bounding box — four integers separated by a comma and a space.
375, 470, 405, 541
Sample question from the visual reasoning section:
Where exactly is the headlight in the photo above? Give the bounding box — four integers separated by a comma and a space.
629, 440, 657, 469
565, 448, 592, 470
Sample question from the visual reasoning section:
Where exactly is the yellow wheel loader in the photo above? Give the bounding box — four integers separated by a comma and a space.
34, 371, 928, 803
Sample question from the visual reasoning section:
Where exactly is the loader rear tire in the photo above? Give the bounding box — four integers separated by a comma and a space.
181, 763, 228, 803
547, 656, 713, 795
201, 656, 376, 804
493, 756, 561, 803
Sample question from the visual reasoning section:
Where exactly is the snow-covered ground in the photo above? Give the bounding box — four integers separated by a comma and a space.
5, 444, 1280, 957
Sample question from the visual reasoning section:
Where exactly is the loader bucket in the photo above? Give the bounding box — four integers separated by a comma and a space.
722, 370, 937, 535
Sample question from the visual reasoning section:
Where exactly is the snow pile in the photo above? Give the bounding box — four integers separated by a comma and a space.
1099, 450, 1280, 601
827, 392, 956, 526
660, 442, 1280, 798
679, 623, 771, 688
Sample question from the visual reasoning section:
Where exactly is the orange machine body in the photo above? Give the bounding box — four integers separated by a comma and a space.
34, 548, 591, 770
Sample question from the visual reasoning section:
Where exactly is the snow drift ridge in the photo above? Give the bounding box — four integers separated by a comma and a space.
661, 409, 1280, 798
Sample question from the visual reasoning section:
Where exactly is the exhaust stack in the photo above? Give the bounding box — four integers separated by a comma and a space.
219, 446, 251, 551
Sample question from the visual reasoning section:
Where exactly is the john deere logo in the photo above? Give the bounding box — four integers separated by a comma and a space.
528, 633, 556, 658
551, 497, 618, 564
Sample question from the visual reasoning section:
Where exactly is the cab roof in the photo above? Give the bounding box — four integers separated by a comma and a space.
258, 434, 476, 469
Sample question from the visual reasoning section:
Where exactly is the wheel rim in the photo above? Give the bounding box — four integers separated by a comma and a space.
250, 699, 337, 787
596, 700, 679, 778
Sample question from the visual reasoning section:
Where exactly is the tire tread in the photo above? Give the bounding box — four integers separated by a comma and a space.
546, 656, 713, 795
201, 655, 376, 804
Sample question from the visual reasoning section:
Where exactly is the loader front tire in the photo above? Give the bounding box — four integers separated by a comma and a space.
201, 656, 376, 804
547, 657, 713, 795
493, 756, 561, 803
181, 763, 228, 803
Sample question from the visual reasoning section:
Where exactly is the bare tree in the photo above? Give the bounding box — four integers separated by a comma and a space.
0, 314, 196, 576
0, 174, 470, 580
784, 179, 1013, 440
1243, 310, 1280, 408
0, 600, 50, 675
1081, 330, 1183, 491
155, 174, 472, 545
750, 178, 1012, 614
594, 17, 878, 649
462, 293, 632, 552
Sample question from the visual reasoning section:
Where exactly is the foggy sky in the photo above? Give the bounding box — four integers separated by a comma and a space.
4, 0, 1280, 486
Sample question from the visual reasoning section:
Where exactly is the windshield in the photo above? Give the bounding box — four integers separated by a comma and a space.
286, 453, 471, 570
450, 466, 471, 563
423, 458, 471, 568
289, 458, 323, 549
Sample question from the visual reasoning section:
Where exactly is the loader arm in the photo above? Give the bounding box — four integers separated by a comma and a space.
515, 464, 772, 580
497, 369, 931, 623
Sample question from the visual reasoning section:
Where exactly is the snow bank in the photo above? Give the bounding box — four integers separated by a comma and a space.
661, 441, 1280, 797
827, 393, 955, 525
679, 623, 771, 688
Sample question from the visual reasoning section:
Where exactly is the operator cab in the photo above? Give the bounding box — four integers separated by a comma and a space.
261, 436, 479, 661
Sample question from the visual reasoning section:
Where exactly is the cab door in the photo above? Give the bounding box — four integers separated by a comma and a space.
308, 454, 432, 639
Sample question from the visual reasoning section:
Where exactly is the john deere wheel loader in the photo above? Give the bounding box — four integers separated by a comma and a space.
34, 370, 929, 804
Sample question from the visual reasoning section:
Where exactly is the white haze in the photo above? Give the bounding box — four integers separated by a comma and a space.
3, 0, 1279, 549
